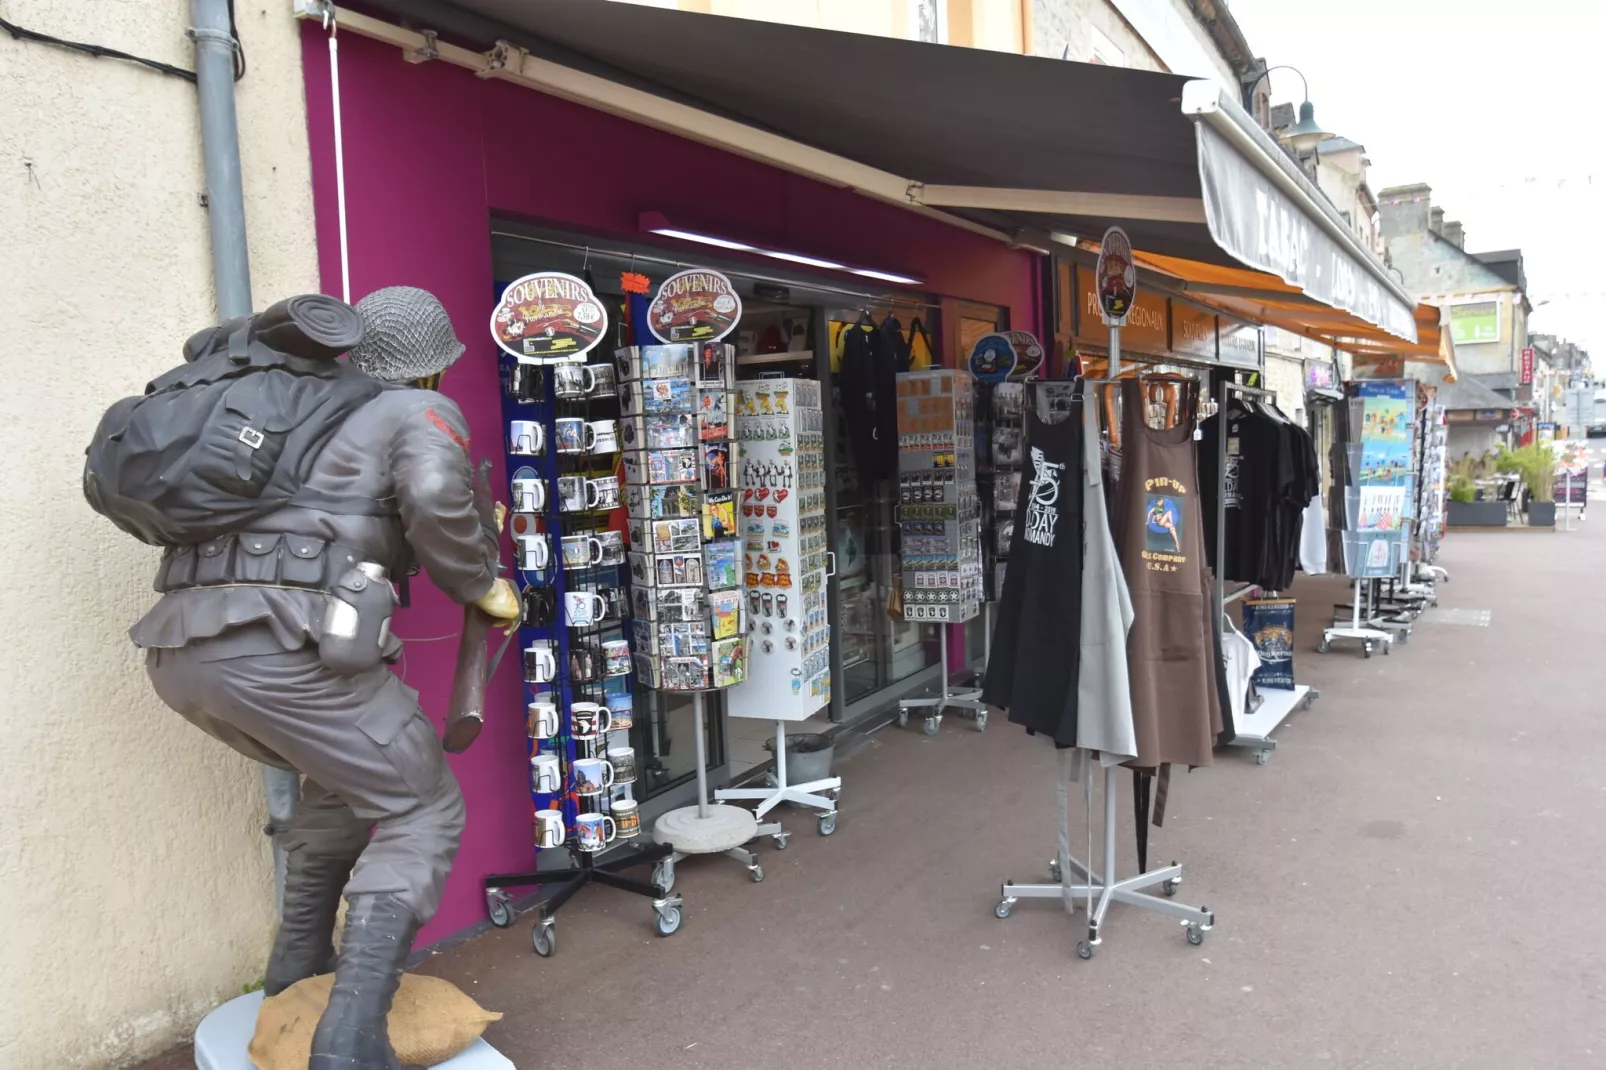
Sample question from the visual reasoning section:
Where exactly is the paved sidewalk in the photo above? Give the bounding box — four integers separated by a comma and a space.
138, 521, 1606, 1069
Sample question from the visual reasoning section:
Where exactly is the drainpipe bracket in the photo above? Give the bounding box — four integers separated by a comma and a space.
292, 0, 335, 25
478, 39, 524, 79
187, 25, 239, 50
404, 28, 439, 64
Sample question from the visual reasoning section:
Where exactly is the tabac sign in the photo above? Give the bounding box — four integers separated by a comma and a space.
491, 272, 606, 363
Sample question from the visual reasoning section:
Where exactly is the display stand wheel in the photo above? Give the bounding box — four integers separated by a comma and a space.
486, 889, 514, 929
1362, 642, 1373, 659
896, 709, 910, 728
652, 858, 676, 894
1384, 639, 1393, 655
994, 898, 1015, 919
1316, 637, 1331, 654
1162, 875, 1181, 897
531, 920, 556, 958
1185, 924, 1205, 947
817, 812, 838, 837
772, 831, 790, 851
1255, 749, 1271, 766
923, 715, 941, 737
974, 710, 988, 731
749, 865, 765, 883
1048, 858, 1062, 884
1076, 940, 1095, 960
655, 900, 683, 937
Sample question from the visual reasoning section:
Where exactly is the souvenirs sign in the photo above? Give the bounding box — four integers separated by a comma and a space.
1003, 331, 1045, 380
648, 268, 742, 344
1095, 226, 1136, 326
491, 272, 606, 363
968, 333, 1017, 383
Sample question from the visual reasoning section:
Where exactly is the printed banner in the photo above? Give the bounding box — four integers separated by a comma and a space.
1242, 598, 1295, 691
968, 332, 1017, 383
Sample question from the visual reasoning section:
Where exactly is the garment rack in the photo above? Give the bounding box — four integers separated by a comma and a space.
1214, 380, 1319, 763
995, 750, 1214, 958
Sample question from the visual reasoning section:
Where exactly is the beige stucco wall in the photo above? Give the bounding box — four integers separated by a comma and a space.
0, 2, 317, 1066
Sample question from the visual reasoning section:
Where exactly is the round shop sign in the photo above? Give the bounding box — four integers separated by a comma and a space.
1095, 225, 1137, 326
490, 272, 607, 364
1003, 331, 1045, 380
648, 268, 743, 344
968, 333, 1017, 383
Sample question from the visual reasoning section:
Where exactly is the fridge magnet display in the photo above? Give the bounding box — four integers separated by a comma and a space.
648, 269, 743, 344
491, 272, 607, 363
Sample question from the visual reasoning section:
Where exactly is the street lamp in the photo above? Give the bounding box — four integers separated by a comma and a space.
1253, 65, 1333, 153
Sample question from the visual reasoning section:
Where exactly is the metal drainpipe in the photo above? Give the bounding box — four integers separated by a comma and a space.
189, 0, 300, 915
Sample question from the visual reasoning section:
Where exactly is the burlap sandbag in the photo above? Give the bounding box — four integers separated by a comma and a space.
248, 973, 502, 1070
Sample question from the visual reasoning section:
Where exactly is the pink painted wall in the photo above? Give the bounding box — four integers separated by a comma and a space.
300, 25, 1037, 943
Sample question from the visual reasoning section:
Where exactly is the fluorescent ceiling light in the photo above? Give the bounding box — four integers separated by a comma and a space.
651, 228, 756, 252
641, 211, 921, 286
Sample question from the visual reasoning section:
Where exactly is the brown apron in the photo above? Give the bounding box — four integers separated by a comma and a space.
1112, 377, 1223, 770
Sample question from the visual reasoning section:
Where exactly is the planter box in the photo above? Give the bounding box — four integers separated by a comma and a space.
1447, 500, 1508, 527
1528, 501, 1557, 527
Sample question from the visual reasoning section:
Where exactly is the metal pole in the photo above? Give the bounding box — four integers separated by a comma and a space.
939, 627, 950, 705
191, 0, 298, 914
693, 692, 710, 821
1566, 471, 1574, 531
1109, 324, 1122, 378
1102, 764, 1117, 886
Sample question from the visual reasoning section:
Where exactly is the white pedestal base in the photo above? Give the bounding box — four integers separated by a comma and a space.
651, 802, 765, 888
194, 990, 512, 1070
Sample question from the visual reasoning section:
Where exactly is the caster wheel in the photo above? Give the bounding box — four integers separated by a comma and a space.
532, 922, 556, 958
923, 717, 940, 737
750, 866, 765, 883
975, 711, 988, 731
1255, 750, 1270, 766
1076, 940, 1095, 960
1162, 878, 1180, 897
994, 898, 1015, 919
1363, 643, 1373, 659
1186, 924, 1205, 947
818, 812, 838, 837
773, 833, 790, 851
1303, 695, 1315, 710
655, 905, 682, 937
1384, 640, 1393, 655
487, 892, 513, 929
896, 709, 909, 728
1048, 859, 1062, 884
652, 860, 675, 893
1316, 638, 1330, 654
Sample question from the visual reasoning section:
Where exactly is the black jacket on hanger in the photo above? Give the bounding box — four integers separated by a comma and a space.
839, 315, 900, 485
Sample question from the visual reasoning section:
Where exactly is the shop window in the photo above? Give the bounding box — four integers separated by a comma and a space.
911, 0, 947, 43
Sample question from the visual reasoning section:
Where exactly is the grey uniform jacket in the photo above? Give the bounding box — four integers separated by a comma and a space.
130, 389, 496, 654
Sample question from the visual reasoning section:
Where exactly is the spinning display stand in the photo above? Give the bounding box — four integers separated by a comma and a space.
481, 324, 681, 956
611, 342, 766, 886
719, 378, 841, 832
995, 750, 1215, 958
894, 367, 986, 734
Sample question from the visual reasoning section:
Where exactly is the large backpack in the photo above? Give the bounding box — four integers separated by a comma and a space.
84, 296, 390, 546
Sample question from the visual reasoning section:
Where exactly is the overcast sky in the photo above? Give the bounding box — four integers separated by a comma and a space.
1227, 0, 1606, 357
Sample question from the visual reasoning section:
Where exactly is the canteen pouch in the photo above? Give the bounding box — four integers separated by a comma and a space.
318, 563, 395, 675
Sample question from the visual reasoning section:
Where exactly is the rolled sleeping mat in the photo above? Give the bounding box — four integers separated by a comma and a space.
251, 294, 365, 362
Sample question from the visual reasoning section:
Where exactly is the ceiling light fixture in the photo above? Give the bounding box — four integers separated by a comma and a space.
640, 212, 923, 286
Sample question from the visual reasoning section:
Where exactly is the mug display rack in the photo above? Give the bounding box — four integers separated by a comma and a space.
481, 346, 683, 956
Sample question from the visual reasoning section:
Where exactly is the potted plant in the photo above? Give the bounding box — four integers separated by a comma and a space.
1515, 444, 1558, 527
1445, 458, 1507, 527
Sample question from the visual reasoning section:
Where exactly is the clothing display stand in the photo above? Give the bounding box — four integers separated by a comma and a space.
994, 750, 1214, 958
896, 628, 986, 735
715, 720, 840, 834
484, 293, 683, 955
1220, 583, 1319, 765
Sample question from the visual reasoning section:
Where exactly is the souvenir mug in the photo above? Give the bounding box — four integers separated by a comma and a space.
595, 529, 626, 566
569, 644, 602, 683
509, 511, 543, 539
561, 533, 606, 569
603, 638, 631, 677
509, 420, 546, 456
586, 475, 621, 510
554, 363, 590, 400
523, 640, 557, 684
607, 694, 634, 730
572, 757, 614, 796
506, 362, 544, 403
564, 591, 609, 628
607, 746, 637, 785
575, 811, 616, 851
611, 797, 641, 838
521, 585, 557, 627
587, 419, 620, 455
598, 586, 626, 623
526, 699, 560, 739
530, 753, 562, 795
555, 417, 588, 454
570, 702, 612, 739
517, 534, 551, 572
512, 478, 547, 512
587, 363, 618, 398
534, 808, 565, 849
558, 475, 589, 513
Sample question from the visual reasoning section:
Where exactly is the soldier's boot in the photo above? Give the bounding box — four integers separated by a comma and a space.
309, 893, 423, 1070
263, 851, 356, 997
